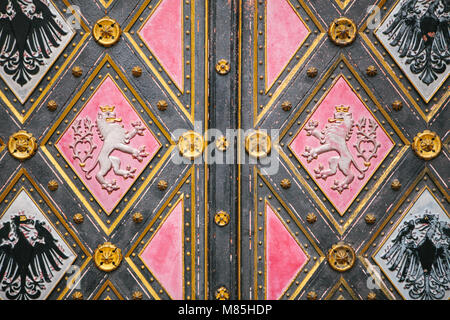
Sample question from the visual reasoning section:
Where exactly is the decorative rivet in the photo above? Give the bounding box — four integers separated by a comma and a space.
328, 17, 357, 46
47, 100, 58, 111
392, 100, 403, 111
178, 131, 204, 159
94, 242, 122, 272
132, 66, 142, 77
157, 100, 168, 111
365, 214, 376, 224
366, 65, 377, 77
306, 291, 317, 300
281, 101, 292, 111
72, 66, 83, 77
215, 286, 230, 300
215, 136, 229, 151
214, 211, 230, 227
280, 178, 291, 189
215, 59, 230, 75
8, 130, 38, 161
132, 212, 144, 223
306, 213, 317, 224
391, 179, 401, 191
73, 213, 84, 224
412, 130, 441, 160
327, 242, 356, 272
92, 17, 122, 47
367, 292, 377, 300
306, 67, 318, 78
157, 180, 168, 191
72, 291, 84, 300
245, 130, 271, 159
132, 291, 143, 300
47, 180, 59, 191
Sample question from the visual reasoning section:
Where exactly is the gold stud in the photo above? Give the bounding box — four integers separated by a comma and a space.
73, 213, 84, 224
367, 292, 376, 300
132, 66, 142, 77
47, 100, 58, 111
306, 67, 318, 78
72, 66, 83, 77
391, 179, 401, 191
47, 180, 59, 191
366, 65, 377, 77
327, 242, 356, 272
365, 214, 376, 224
132, 291, 143, 300
215, 136, 229, 151
392, 100, 403, 111
94, 242, 122, 272
281, 101, 292, 111
214, 211, 230, 227
306, 291, 317, 300
132, 212, 144, 223
157, 180, 168, 191
178, 131, 204, 160
92, 17, 122, 47
306, 213, 317, 224
72, 291, 84, 300
157, 100, 168, 111
412, 130, 442, 161
280, 178, 291, 189
215, 286, 230, 300
8, 130, 38, 161
328, 17, 357, 46
215, 59, 230, 75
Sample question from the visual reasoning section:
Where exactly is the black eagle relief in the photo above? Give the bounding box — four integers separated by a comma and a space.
381, 211, 450, 300
383, 0, 450, 85
0, 214, 69, 300
0, 0, 68, 86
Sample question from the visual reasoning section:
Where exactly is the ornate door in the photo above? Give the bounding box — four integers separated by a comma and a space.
0, 0, 448, 301
237, 0, 449, 301
0, 0, 208, 300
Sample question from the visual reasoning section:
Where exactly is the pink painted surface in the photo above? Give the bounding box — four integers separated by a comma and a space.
57, 76, 160, 213
289, 76, 394, 214
139, 0, 183, 89
141, 201, 183, 300
266, 204, 308, 300
266, 0, 309, 89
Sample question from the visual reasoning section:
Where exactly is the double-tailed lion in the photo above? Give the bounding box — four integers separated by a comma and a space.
302, 106, 368, 193
84, 105, 148, 193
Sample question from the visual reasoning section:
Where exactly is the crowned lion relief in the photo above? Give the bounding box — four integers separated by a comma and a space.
301, 105, 381, 193
69, 105, 149, 193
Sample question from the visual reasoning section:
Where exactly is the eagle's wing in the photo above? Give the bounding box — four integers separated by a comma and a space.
382, 0, 424, 58
0, 2, 17, 63
383, 0, 449, 85
0, 0, 68, 86
0, 222, 18, 282
27, 0, 67, 61
381, 223, 421, 283
431, 224, 450, 284
29, 222, 68, 283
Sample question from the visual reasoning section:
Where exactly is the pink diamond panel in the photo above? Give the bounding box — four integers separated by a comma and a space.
266, 203, 308, 300
266, 0, 309, 89
139, 0, 183, 89
290, 76, 394, 214
140, 200, 183, 300
57, 76, 160, 213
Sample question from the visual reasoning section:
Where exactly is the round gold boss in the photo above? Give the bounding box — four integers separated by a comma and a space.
92, 17, 122, 47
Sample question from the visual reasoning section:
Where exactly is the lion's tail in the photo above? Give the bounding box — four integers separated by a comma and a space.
83, 160, 99, 180
352, 159, 369, 180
